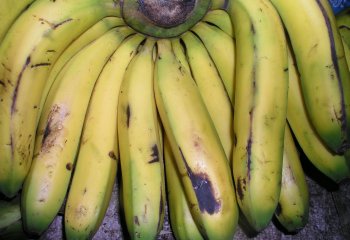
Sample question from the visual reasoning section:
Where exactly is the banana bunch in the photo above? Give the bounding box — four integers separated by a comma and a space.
0, 0, 350, 239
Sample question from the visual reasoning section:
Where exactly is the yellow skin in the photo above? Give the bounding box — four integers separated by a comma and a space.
227, 0, 288, 232
154, 39, 238, 240
117, 38, 165, 240
270, 0, 350, 154
21, 27, 134, 236
202, 9, 234, 37
0, 0, 121, 198
64, 33, 145, 240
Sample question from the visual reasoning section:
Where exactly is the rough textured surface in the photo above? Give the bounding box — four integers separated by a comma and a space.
40, 174, 350, 240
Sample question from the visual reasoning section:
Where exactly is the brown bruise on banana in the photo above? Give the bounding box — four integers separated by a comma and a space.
178, 147, 221, 215
35, 16, 73, 30
126, 104, 131, 128
316, 0, 349, 153
148, 144, 159, 163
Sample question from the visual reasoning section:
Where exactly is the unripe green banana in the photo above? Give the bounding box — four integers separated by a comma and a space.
0, 0, 121, 198
275, 124, 309, 233
154, 39, 238, 240
336, 9, 350, 49
21, 26, 134, 236
64, 33, 145, 240
164, 136, 203, 240
202, 9, 234, 37
181, 31, 234, 161
270, 0, 350, 154
227, 0, 288, 232
117, 38, 165, 239
191, 21, 235, 105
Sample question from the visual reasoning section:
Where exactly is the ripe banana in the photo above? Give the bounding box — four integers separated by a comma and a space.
38, 16, 126, 118
210, 0, 228, 10
154, 39, 238, 240
270, 0, 350, 154
64, 33, 145, 240
21, 26, 134, 236
0, 0, 121, 198
191, 21, 235, 105
117, 38, 165, 239
171, 38, 191, 73
287, 44, 350, 183
227, 0, 288, 232
202, 9, 234, 37
275, 124, 309, 233
164, 136, 203, 240
0, 0, 35, 44
181, 31, 234, 161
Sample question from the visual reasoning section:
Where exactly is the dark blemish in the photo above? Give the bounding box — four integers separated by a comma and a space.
11, 55, 31, 115
250, 23, 256, 35
109, 151, 117, 160
275, 203, 282, 216
284, 67, 289, 72
158, 56, 162, 60
148, 144, 159, 163
130, 50, 134, 57
42, 121, 52, 144
134, 216, 140, 226
178, 147, 221, 214
236, 176, 246, 201
66, 163, 73, 171
234, 133, 237, 147
46, 49, 56, 53
83, 188, 87, 195
126, 105, 131, 128
0, 80, 5, 87
33, 105, 38, 109
31, 63, 51, 68
39, 17, 73, 30
38, 198, 45, 203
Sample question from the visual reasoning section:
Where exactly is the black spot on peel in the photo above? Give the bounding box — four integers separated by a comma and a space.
134, 216, 140, 226
31, 63, 51, 68
42, 121, 52, 145
126, 105, 131, 128
148, 144, 159, 163
66, 163, 73, 171
178, 147, 221, 214
0, 80, 5, 87
236, 176, 246, 201
108, 151, 117, 161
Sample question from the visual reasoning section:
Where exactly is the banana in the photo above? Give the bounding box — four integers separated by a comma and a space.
154, 39, 238, 240
64, 33, 145, 240
210, 0, 228, 10
38, 16, 126, 118
0, 0, 35, 44
191, 21, 235, 105
181, 31, 234, 161
227, 0, 288, 232
336, 9, 350, 48
0, 0, 121, 198
171, 38, 191, 73
201, 9, 234, 37
117, 38, 165, 239
275, 124, 309, 233
0, 196, 21, 231
270, 0, 350, 154
21, 26, 134, 236
286, 43, 350, 183
164, 136, 203, 240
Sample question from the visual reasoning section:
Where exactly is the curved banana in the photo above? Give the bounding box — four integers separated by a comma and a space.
191, 21, 235, 105
64, 33, 145, 240
154, 39, 238, 240
0, 0, 121, 198
171, 38, 191, 73
227, 0, 288, 232
286, 44, 350, 183
117, 38, 165, 239
38, 16, 126, 118
181, 31, 234, 161
0, 0, 35, 44
201, 9, 234, 37
275, 124, 309, 233
164, 136, 203, 240
21, 27, 134, 236
270, 0, 350, 154
336, 9, 350, 48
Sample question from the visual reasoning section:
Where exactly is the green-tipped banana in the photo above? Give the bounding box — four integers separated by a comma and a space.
275, 124, 309, 233
270, 0, 350, 154
164, 136, 203, 240
64, 34, 145, 240
118, 38, 165, 239
21, 27, 133, 236
227, 0, 288, 232
202, 9, 234, 37
287, 44, 350, 183
0, 0, 121, 198
154, 39, 238, 240
191, 21, 235, 105
0, 0, 35, 44
181, 31, 234, 161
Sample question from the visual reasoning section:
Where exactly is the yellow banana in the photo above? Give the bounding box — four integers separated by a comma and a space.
0, 0, 121, 198
21, 26, 134, 236
181, 31, 234, 161
191, 21, 235, 105
154, 39, 238, 240
227, 0, 288, 232
275, 124, 309, 233
164, 136, 203, 240
270, 0, 350, 154
64, 33, 145, 240
171, 38, 191, 73
201, 9, 234, 37
117, 38, 165, 239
